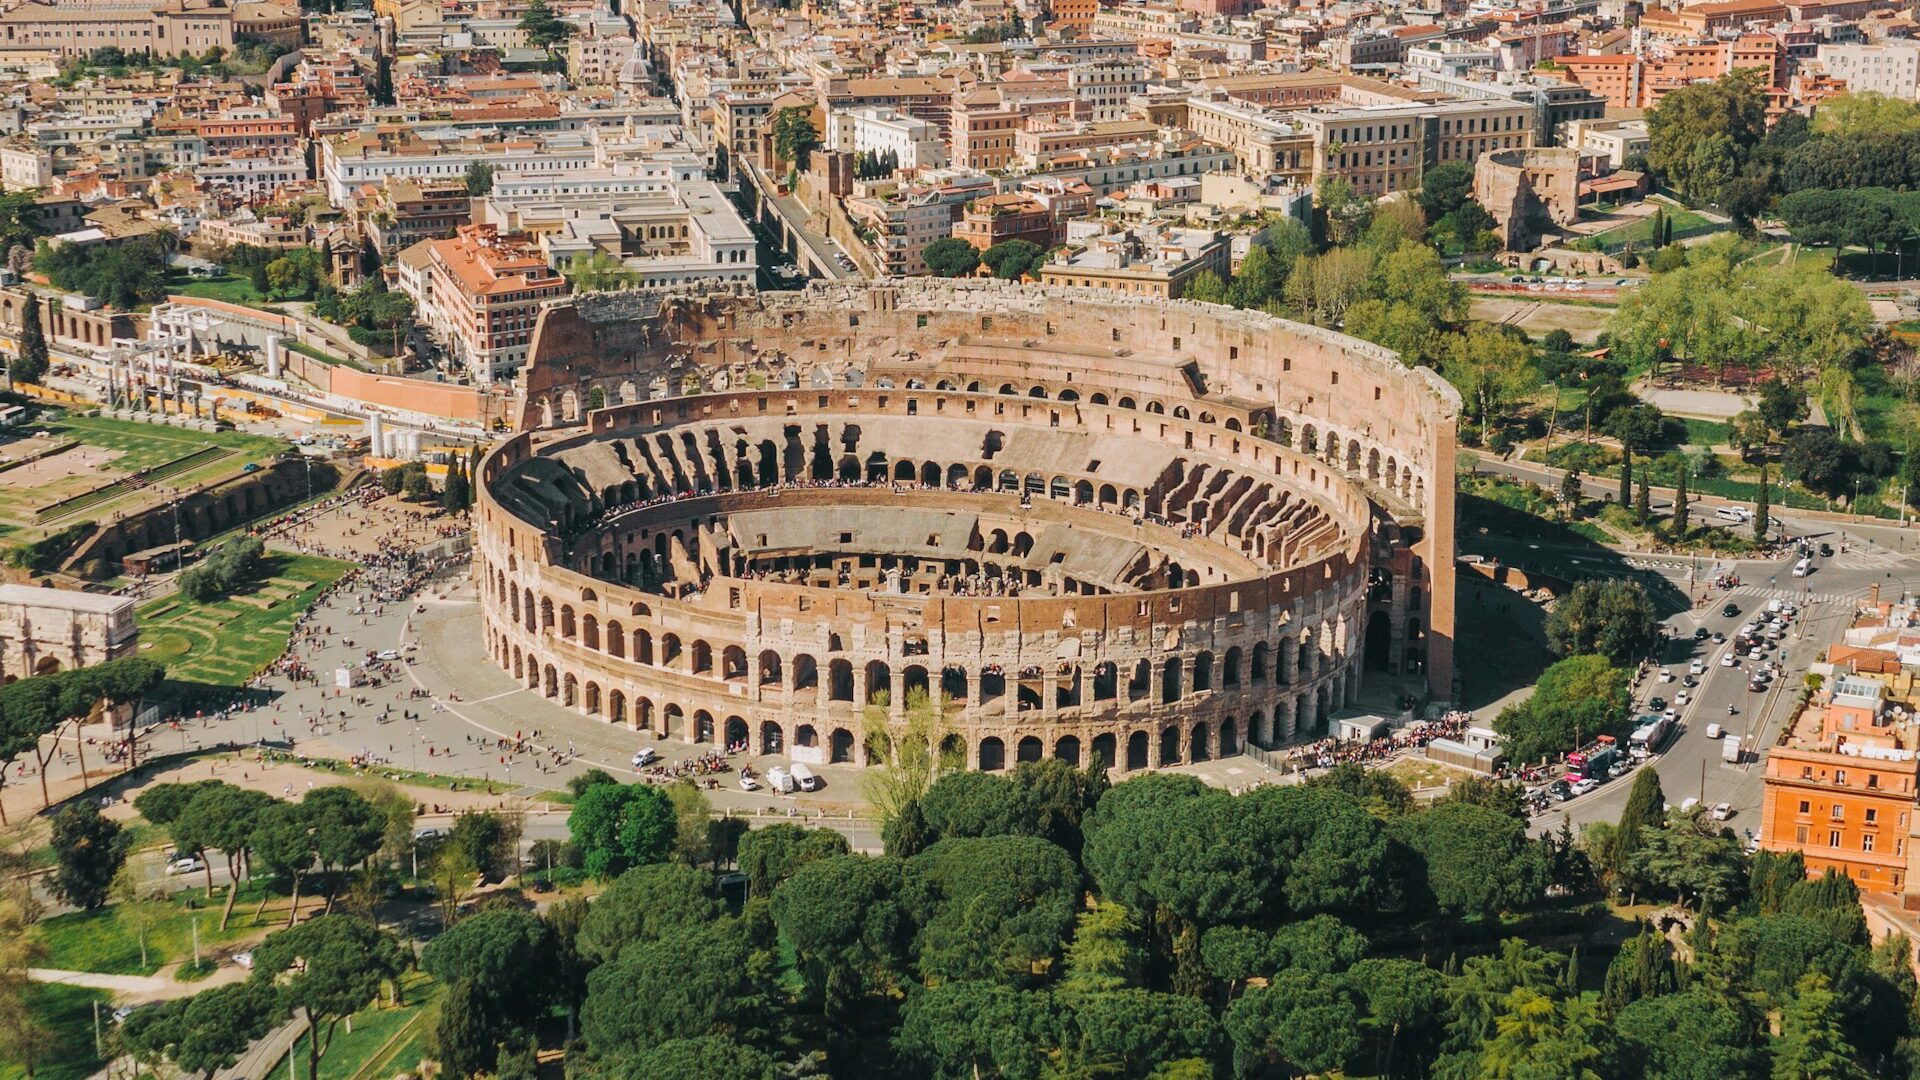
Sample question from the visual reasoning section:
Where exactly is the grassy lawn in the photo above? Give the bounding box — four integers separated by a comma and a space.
137, 553, 352, 688
279, 973, 441, 1080
0, 982, 110, 1080
0, 414, 290, 537
165, 272, 282, 310
34, 879, 279, 976
1679, 417, 1731, 448
1581, 206, 1717, 252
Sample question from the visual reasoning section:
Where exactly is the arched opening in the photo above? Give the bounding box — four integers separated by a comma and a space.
979, 736, 1006, 771
1093, 661, 1117, 701
829, 659, 855, 702
795, 724, 817, 749
903, 665, 930, 702
691, 640, 714, 675
694, 711, 716, 743
1158, 725, 1181, 766
661, 633, 681, 666
1162, 657, 1182, 703
1193, 652, 1214, 693
865, 661, 892, 707
1129, 659, 1150, 702
1054, 735, 1081, 765
1126, 730, 1148, 770
941, 666, 968, 703
662, 703, 683, 739
1221, 719, 1240, 757
1017, 736, 1044, 763
830, 728, 855, 763
760, 650, 784, 686
793, 653, 818, 692
1190, 722, 1211, 763
1091, 733, 1116, 769
609, 690, 627, 727
725, 716, 749, 749
760, 721, 784, 755
1366, 611, 1392, 672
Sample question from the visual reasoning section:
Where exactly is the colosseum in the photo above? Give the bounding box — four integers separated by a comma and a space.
472, 280, 1459, 773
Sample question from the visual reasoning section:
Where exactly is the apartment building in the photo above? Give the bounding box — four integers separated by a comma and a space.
1067, 58, 1150, 121
1563, 117, 1649, 169
953, 192, 1053, 251
357, 177, 473, 257
1817, 40, 1920, 99
198, 113, 301, 157
319, 128, 601, 204
1039, 223, 1229, 298
1185, 94, 1317, 183
844, 174, 995, 275
1761, 672, 1919, 894
825, 108, 947, 170
0, 141, 51, 190
0, 0, 236, 59
480, 180, 755, 289
403, 224, 567, 383
1299, 98, 1535, 196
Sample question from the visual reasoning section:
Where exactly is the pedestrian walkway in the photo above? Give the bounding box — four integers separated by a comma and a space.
1728, 584, 1852, 606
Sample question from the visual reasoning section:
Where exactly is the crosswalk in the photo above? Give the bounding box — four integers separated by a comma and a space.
1831, 549, 1909, 570
1726, 584, 1852, 606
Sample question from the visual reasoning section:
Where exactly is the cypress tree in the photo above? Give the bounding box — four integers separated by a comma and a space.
1636, 471, 1651, 524
1610, 767, 1665, 884
1673, 466, 1690, 536
1601, 930, 1677, 1017
14, 292, 47, 385
1755, 461, 1770, 541
1619, 450, 1632, 506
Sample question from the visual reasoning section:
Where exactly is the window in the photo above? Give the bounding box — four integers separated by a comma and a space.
1830, 830, 1843, 848
1799, 800, 1811, 814
1866, 808, 1879, 824
1864, 834, 1877, 852
1832, 804, 1845, 820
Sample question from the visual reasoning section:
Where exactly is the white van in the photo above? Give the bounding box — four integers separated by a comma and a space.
767, 766, 795, 794
790, 762, 819, 791
1715, 506, 1749, 523
1793, 558, 1812, 577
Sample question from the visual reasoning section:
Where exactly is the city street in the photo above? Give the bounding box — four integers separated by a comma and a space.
1529, 532, 1915, 837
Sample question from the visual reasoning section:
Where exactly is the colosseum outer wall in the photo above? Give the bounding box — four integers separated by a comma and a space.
480, 281, 1460, 769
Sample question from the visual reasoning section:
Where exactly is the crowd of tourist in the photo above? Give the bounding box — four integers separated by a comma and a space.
1283, 710, 1472, 772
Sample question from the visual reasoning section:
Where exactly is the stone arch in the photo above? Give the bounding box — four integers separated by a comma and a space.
1126, 730, 1149, 770
725, 715, 749, 749
1055, 735, 1081, 765
1016, 735, 1044, 763
1158, 725, 1181, 766
979, 736, 1006, 771
1190, 721, 1210, 762
760, 721, 784, 755
830, 727, 856, 763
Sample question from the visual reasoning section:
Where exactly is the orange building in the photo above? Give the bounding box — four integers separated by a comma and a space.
952, 193, 1054, 251
1760, 670, 1920, 894
1048, 0, 1099, 35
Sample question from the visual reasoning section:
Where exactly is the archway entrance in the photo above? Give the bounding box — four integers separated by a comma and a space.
1365, 610, 1392, 672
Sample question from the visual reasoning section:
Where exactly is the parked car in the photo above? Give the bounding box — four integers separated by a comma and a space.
166, 856, 204, 876
1570, 777, 1600, 797
632, 747, 660, 768
1711, 803, 1734, 821
739, 774, 760, 792
232, 951, 254, 969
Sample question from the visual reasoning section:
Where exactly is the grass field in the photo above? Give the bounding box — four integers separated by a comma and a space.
0, 414, 289, 537
137, 553, 352, 688
164, 272, 282, 309
0, 982, 110, 1080
278, 973, 442, 1080
1582, 206, 1716, 251
34, 878, 279, 976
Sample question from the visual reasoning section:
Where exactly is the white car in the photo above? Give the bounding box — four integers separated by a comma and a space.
232, 951, 254, 969
631, 747, 660, 768
1675, 690, 1691, 705
1721, 654, 1739, 667
166, 855, 204, 876
1570, 777, 1600, 796
1711, 803, 1734, 821
1748, 648, 1765, 660
1688, 660, 1705, 676
1658, 668, 1675, 682
739, 774, 760, 792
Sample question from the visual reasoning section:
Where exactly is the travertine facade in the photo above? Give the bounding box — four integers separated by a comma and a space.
0, 584, 138, 682
475, 281, 1458, 772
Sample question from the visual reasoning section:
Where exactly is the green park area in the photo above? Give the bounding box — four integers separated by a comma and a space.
136, 553, 351, 689
0, 982, 111, 1080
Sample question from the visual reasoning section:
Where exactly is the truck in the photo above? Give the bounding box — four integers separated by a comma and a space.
790, 762, 819, 791
1629, 716, 1671, 760
767, 766, 795, 794
1566, 735, 1621, 780
1722, 735, 1742, 764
